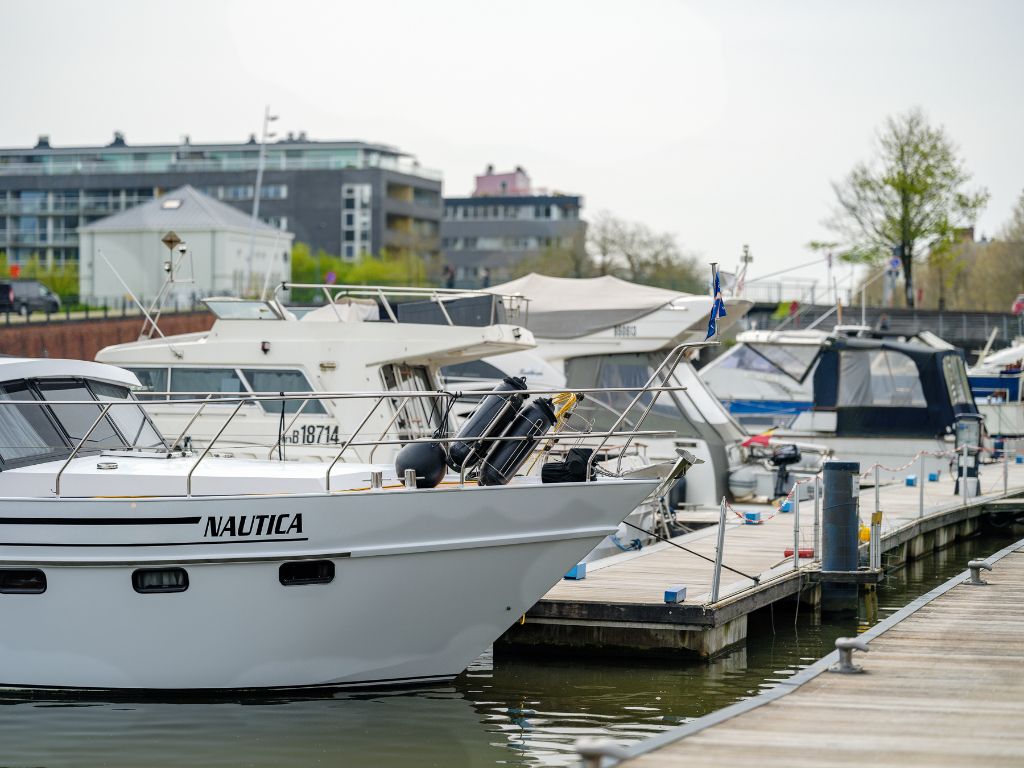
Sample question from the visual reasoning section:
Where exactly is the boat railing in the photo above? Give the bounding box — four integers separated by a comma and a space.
10, 344, 706, 498
275, 282, 529, 327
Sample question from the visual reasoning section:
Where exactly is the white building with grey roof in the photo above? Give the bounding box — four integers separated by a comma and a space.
78, 185, 293, 303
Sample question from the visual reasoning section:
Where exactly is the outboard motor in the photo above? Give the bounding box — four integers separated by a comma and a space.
447, 376, 527, 471
769, 443, 801, 499
478, 398, 557, 487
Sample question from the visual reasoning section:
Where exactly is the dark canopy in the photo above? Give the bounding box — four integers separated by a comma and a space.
812, 336, 977, 438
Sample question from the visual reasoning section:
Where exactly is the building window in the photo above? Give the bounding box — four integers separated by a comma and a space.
261, 184, 288, 200
224, 185, 254, 201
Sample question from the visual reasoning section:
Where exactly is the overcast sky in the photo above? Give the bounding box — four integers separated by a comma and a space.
4, 0, 1022, 288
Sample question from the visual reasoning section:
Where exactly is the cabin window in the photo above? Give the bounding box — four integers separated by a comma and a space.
241, 369, 326, 415
441, 360, 507, 382
169, 368, 246, 401
132, 568, 189, 594
381, 364, 444, 441
279, 560, 335, 586
942, 356, 974, 406
90, 381, 167, 451
127, 367, 168, 395
838, 350, 926, 407
36, 379, 126, 451
0, 382, 67, 462
0, 568, 46, 594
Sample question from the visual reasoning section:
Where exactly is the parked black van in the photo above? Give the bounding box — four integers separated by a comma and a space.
0, 280, 61, 316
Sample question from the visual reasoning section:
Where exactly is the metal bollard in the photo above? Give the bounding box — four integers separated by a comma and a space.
576, 738, 630, 768
404, 468, 417, 490
967, 559, 992, 586
710, 497, 727, 603
829, 637, 869, 674
369, 470, 383, 490
822, 461, 860, 611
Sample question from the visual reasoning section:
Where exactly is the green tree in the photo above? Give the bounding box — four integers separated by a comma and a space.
826, 108, 989, 307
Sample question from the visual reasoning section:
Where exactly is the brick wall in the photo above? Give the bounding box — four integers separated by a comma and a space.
0, 313, 214, 361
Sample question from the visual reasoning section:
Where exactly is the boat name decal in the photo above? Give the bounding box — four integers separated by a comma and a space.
613, 324, 638, 337
203, 513, 303, 537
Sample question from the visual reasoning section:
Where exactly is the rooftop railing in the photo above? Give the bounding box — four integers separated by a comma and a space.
0, 154, 443, 180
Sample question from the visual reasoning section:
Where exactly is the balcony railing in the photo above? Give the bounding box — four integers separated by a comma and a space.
0, 154, 442, 181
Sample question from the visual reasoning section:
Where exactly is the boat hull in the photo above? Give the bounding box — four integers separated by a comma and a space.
0, 479, 655, 690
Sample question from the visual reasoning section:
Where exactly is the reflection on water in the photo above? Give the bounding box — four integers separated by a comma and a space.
1, 532, 1014, 768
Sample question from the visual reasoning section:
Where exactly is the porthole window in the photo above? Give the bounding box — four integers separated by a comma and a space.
279, 560, 335, 586
132, 568, 189, 594
0, 569, 46, 594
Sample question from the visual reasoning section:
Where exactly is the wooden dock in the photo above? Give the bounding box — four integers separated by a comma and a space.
499, 458, 1024, 658
603, 535, 1024, 767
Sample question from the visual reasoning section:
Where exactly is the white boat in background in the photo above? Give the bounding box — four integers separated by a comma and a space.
444, 273, 772, 507
0, 356, 681, 691
969, 341, 1024, 438
96, 287, 535, 462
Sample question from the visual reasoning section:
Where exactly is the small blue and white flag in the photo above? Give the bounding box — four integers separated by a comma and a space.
705, 264, 728, 340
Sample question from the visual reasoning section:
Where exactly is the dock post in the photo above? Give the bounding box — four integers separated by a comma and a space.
822, 460, 860, 612
918, 454, 925, 517
792, 487, 800, 570
710, 496, 727, 603
1004, 447, 1009, 495
874, 464, 880, 517
813, 475, 821, 564
962, 443, 969, 505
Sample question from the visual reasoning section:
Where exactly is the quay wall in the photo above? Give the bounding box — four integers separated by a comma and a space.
0, 312, 213, 361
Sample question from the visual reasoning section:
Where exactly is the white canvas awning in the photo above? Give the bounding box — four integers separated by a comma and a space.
489, 273, 692, 339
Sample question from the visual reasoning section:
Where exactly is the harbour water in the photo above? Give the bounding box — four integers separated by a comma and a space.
1, 530, 1015, 768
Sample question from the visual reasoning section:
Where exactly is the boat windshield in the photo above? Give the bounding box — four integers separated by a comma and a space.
0, 378, 167, 469
204, 300, 283, 320
717, 343, 819, 382
942, 355, 975, 406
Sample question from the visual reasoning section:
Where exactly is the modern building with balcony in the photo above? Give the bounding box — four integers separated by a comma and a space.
441, 165, 585, 285
0, 132, 442, 267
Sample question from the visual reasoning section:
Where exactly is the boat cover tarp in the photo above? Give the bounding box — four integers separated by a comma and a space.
488, 273, 692, 339
813, 336, 977, 437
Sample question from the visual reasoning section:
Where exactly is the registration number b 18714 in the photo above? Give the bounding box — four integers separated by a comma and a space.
286, 425, 340, 445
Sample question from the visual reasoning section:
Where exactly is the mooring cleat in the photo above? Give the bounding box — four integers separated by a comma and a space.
829, 636, 869, 674
967, 559, 992, 586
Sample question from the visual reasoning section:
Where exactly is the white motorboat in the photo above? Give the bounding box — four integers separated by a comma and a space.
446, 273, 765, 507
969, 341, 1024, 438
95, 287, 534, 462
0, 356, 678, 691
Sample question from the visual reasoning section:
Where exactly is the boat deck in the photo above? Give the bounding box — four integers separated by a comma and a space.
613, 535, 1024, 767
502, 455, 1024, 655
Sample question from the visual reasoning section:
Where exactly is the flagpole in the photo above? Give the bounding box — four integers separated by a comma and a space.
710, 261, 719, 341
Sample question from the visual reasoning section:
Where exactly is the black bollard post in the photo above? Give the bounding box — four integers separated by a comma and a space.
822, 460, 860, 612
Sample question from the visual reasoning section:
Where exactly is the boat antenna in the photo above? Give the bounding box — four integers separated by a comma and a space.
98, 251, 184, 358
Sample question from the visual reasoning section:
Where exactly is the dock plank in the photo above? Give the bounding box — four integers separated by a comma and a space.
618, 542, 1024, 768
